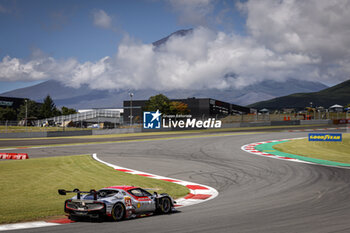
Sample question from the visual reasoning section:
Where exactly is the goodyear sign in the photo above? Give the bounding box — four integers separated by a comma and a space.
309, 133, 342, 142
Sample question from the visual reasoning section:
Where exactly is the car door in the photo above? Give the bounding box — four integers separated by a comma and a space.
128, 188, 156, 213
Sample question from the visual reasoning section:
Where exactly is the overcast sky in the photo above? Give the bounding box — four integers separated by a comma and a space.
0, 0, 349, 93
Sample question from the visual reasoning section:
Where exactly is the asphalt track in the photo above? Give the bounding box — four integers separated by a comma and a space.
4, 129, 350, 233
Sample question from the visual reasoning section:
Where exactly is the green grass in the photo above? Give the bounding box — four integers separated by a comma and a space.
273, 133, 350, 164
0, 155, 189, 224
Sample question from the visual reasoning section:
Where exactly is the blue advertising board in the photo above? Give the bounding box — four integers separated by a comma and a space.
308, 133, 342, 142
143, 110, 162, 129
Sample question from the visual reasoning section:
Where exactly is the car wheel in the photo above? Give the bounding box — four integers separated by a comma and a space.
159, 197, 172, 214
112, 203, 125, 221
68, 215, 80, 222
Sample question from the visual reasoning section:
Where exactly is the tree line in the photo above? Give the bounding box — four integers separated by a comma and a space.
0, 95, 76, 121
143, 94, 190, 115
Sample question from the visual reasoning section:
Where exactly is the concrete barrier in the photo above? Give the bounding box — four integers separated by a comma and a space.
240, 122, 272, 127
221, 123, 242, 128
0, 130, 92, 138
46, 130, 92, 137
0, 132, 47, 138
92, 128, 142, 135
271, 120, 300, 126
300, 119, 332, 125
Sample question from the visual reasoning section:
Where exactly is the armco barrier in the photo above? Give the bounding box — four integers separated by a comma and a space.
0, 153, 29, 160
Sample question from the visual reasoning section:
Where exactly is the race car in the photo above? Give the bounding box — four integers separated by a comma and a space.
58, 186, 175, 221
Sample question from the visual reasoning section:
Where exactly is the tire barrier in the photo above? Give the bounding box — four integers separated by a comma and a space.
0, 153, 29, 160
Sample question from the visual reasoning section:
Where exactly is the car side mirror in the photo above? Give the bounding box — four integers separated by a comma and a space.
153, 192, 158, 197
58, 189, 66, 195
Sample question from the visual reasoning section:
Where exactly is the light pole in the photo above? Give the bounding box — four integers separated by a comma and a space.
25, 99, 28, 131
129, 92, 134, 126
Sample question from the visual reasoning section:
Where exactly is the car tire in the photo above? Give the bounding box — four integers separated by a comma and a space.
112, 203, 125, 221
159, 197, 172, 214
68, 215, 80, 222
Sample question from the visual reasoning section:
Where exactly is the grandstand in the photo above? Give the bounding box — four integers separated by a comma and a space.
36, 109, 122, 128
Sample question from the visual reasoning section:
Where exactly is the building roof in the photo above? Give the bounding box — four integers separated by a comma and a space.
259, 108, 269, 112
329, 104, 343, 108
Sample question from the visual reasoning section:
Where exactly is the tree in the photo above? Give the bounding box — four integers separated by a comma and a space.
0, 107, 17, 121
18, 100, 40, 120
61, 106, 77, 115
143, 94, 171, 114
40, 95, 60, 118
169, 101, 190, 115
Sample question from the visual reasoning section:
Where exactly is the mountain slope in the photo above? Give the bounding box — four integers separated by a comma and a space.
1, 79, 328, 109
152, 29, 193, 47
248, 79, 350, 110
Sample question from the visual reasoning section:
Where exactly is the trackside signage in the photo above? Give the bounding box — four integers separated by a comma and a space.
143, 110, 222, 129
308, 133, 342, 142
0, 100, 13, 107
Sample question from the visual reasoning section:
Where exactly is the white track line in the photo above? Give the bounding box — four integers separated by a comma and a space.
0, 221, 60, 231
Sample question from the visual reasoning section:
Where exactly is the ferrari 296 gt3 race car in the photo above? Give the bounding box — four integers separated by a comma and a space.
58, 186, 175, 221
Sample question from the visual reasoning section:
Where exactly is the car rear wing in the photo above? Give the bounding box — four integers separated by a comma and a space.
58, 188, 98, 200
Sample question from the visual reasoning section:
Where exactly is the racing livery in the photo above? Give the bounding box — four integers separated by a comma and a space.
58, 186, 175, 221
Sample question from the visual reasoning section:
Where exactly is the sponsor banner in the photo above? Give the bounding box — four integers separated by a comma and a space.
0, 153, 29, 160
143, 110, 221, 129
308, 133, 342, 142
333, 119, 350, 124
0, 100, 13, 107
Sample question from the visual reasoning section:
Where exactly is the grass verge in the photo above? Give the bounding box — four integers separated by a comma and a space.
273, 133, 350, 164
0, 155, 189, 224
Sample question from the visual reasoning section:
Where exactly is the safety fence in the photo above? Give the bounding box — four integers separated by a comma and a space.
221, 112, 350, 123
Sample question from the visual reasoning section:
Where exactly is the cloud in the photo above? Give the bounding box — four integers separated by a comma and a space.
0, 27, 323, 90
1, 0, 350, 90
242, 0, 350, 84
92, 9, 112, 29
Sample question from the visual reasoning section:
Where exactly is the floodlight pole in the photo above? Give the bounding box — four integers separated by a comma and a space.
25, 99, 28, 131
129, 92, 134, 126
